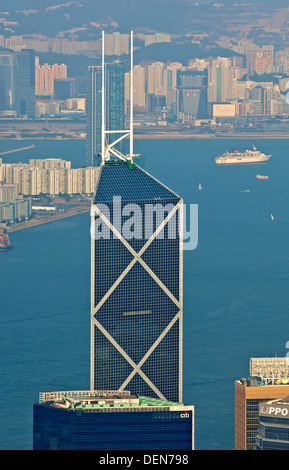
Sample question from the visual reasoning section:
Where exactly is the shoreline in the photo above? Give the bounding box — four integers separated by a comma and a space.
1, 132, 289, 140
8, 205, 90, 233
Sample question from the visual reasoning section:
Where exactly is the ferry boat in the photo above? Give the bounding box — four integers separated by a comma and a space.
256, 175, 269, 180
215, 146, 271, 165
0, 229, 13, 252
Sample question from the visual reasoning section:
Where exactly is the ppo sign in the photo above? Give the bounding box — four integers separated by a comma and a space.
268, 407, 289, 417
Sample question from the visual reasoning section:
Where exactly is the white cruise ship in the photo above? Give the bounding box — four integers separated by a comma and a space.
215, 146, 271, 165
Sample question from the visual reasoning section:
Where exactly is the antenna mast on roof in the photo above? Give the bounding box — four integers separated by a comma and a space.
101, 30, 135, 164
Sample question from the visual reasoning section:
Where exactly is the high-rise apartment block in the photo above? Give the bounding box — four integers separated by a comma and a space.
0, 159, 99, 197
235, 357, 289, 450
33, 390, 194, 450
91, 160, 183, 403
208, 58, 233, 104
104, 33, 130, 56
144, 33, 171, 47
35, 63, 67, 95
86, 62, 124, 167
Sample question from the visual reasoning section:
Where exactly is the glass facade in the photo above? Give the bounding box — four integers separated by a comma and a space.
91, 161, 183, 403
33, 403, 193, 450
86, 66, 102, 167
256, 417, 289, 450
0, 53, 18, 116
256, 399, 289, 450
177, 70, 208, 120
16, 50, 35, 118
86, 63, 124, 167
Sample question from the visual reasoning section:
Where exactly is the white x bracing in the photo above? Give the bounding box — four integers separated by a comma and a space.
91, 199, 183, 401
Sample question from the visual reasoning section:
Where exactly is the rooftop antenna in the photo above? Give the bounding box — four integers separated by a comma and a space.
129, 29, 134, 163
101, 30, 136, 164
101, 29, 105, 164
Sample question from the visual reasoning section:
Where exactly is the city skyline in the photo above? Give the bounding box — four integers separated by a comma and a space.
2, 1, 289, 452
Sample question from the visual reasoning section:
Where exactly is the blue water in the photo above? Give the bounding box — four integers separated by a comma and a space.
1, 137, 289, 450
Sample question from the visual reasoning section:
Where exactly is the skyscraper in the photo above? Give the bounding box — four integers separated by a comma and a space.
176, 69, 208, 121
91, 160, 183, 403
86, 66, 102, 167
208, 58, 233, 104
235, 357, 289, 450
0, 52, 18, 117
86, 62, 124, 167
33, 390, 194, 450
106, 62, 125, 154
16, 50, 35, 118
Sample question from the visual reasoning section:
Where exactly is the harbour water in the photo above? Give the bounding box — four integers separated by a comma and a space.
1, 137, 289, 450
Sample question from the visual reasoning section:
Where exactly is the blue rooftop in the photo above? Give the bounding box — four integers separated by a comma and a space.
94, 161, 180, 202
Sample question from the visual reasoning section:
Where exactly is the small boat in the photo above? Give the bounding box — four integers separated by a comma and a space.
0, 229, 13, 251
271, 214, 274, 221
256, 175, 269, 180
198, 183, 203, 190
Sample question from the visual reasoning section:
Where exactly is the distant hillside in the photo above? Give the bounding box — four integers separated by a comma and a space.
36, 40, 244, 78
131, 42, 243, 65
3, 0, 285, 38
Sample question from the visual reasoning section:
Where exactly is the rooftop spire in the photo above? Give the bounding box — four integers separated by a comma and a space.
101, 30, 136, 164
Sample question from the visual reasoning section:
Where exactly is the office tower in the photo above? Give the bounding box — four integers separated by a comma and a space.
33, 390, 194, 450
54, 78, 76, 100
249, 86, 269, 115
91, 159, 183, 403
106, 62, 125, 154
16, 50, 35, 118
176, 70, 208, 121
235, 357, 289, 450
86, 66, 102, 167
86, 62, 124, 167
256, 398, 289, 450
0, 52, 18, 117
147, 93, 166, 114
91, 31, 183, 404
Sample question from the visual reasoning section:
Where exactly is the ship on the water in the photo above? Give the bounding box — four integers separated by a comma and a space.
215, 146, 271, 165
0, 229, 13, 252
256, 175, 269, 180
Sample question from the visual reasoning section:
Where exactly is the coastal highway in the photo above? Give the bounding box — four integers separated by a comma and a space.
8, 203, 90, 233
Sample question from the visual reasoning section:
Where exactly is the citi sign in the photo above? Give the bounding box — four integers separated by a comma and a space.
180, 412, 190, 418
265, 406, 289, 417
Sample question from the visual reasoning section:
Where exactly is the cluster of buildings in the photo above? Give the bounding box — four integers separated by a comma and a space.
235, 357, 289, 450
2, 35, 289, 129
3, 30, 289, 450
123, 54, 289, 122
0, 49, 35, 118
0, 32, 171, 56
33, 134, 194, 450
0, 158, 99, 199
0, 180, 32, 224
